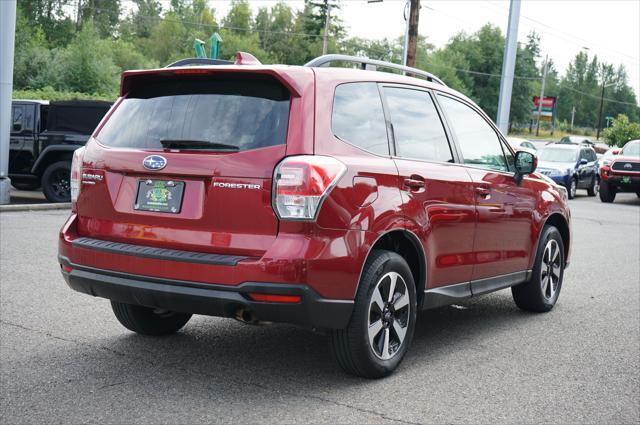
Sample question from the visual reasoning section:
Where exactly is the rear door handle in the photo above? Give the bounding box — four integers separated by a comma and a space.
404, 177, 425, 189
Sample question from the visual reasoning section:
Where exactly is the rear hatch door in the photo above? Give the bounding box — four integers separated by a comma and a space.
77, 70, 307, 257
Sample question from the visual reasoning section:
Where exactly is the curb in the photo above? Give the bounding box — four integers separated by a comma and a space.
0, 203, 71, 212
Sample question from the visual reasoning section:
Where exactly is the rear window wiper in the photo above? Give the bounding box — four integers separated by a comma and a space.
160, 139, 239, 151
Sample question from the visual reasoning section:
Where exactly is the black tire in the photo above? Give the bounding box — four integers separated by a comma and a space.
599, 180, 616, 203
11, 181, 40, 191
41, 160, 71, 203
587, 176, 599, 197
328, 250, 417, 379
512, 225, 565, 313
111, 301, 192, 336
566, 177, 577, 199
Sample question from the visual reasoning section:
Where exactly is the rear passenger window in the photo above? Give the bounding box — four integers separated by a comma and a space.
332, 83, 389, 155
437, 94, 508, 172
383, 87, 453, 162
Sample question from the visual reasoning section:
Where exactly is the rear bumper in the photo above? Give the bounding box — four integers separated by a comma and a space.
59, 255, 353, 329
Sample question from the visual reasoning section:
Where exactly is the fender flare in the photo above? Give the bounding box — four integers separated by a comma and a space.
31, 145, 81, 175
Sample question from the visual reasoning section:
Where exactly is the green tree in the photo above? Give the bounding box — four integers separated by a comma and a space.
79, 0, 122, 38
223, 0, 252, 33
120, 0, 163, 40
52, 21, 119, 95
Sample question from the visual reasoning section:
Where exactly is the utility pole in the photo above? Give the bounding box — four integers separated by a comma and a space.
570, 106, 576, 131
535, 54, 548, 137
495, 0, 521, 135
0, 0, 17, 204
596, 77, 608, 140
321, 0, 331, 56
405, 0, 420, 68
76, 0, 82, 29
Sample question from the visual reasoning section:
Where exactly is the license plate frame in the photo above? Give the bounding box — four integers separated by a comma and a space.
134, 179, 185, 214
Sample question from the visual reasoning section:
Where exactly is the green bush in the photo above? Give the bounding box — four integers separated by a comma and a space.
13, 87, 114, 102
603, 114, 640, 147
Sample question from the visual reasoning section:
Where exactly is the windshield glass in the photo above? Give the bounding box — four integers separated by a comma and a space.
538, 148, 577, 162
97, 75, 290, 151
622, 141, 640, 157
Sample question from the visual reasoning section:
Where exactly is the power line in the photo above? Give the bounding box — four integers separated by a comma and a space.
562, 85, 639, 107
478, 0, 639, 65
82, 4, 328, 38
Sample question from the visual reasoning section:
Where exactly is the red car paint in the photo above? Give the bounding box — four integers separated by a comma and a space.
59, 62, 571, 323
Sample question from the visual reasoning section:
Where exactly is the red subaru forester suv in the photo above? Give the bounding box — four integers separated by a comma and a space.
59, 53, 571, 378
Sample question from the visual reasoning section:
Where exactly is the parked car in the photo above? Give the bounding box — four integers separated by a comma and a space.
599, 147, 620, 169
536, 144, 599, 199
58, 53, 571, 378
599, 140, 640, 202
507, 137, 537, 151
593, 142, 611, 154
10, 100, 112, 202
557, 135, 593, 146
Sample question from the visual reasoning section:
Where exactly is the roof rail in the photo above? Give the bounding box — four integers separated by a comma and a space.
166, 58, 233, 68
304, 54, 446, 86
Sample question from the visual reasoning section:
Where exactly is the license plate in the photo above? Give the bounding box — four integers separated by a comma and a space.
134, 179, 185, 213
622, 176, 631, 184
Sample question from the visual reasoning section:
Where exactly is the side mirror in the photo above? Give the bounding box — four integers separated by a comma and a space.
514, 150, 536, 183
580, 158, 588, 165
12, 122, 22, 132
612, 149, 620, 155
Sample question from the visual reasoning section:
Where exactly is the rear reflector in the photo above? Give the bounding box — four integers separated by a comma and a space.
61, 265, 73, 273
248, 293, 302, 303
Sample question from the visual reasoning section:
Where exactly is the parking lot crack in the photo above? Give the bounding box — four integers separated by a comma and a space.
1, 319, 420, 424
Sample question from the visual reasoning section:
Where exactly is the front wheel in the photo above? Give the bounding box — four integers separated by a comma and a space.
41, 160, 71, 203
111, 301, 192, 336
599, 181, 616, 203
329, 250, 417, 379
512, 225, 565, 313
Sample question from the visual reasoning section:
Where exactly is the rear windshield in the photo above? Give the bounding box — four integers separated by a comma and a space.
97, 74, 290, 151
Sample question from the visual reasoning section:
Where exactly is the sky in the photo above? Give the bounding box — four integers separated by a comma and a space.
208, 0, 640, 100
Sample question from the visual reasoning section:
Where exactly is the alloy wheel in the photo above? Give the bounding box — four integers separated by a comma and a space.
367, 271, 410, 360
541, 239, 561, 301
51, 169, 71, 199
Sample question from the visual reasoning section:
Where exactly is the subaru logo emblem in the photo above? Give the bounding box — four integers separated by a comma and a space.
142, 155, 167, 171
624, 163, 632, 169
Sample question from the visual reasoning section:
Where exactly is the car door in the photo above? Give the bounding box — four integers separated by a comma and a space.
381, 85, 477, 289
435, 93, 537, 287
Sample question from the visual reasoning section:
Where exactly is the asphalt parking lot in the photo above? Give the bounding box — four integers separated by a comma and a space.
1, 193, 639, 424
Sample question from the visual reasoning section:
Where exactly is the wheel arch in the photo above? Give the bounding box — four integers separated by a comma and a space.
542, 213, 570, 266
359, 229, 427, 308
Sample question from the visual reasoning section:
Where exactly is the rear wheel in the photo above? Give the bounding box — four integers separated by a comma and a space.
111, 301, 192, 336
329, 250, 416, 379
587, 176, 599, 196
41, 160, 71, 203
599, 181, 616, 203
566, 177, 577, 199
512, 225, 565, 313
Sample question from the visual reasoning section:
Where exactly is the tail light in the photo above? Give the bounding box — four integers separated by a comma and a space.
273, 155, 346, 220
70, 147, 85, 209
